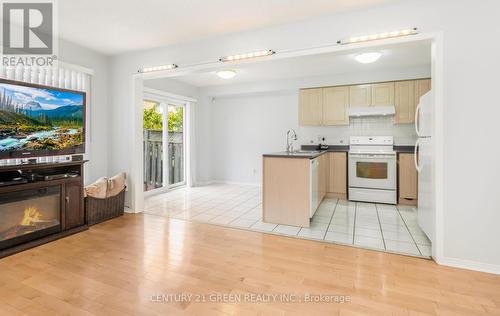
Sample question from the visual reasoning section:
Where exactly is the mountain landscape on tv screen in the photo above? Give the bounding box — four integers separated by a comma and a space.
0, 82, 84, 152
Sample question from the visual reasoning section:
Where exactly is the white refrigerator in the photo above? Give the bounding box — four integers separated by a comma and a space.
415, 91, 435, 243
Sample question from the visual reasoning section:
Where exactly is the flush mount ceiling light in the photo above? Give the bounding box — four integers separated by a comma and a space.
354, 52, 382, 64
337, 28, 418, 45
138, 64, 178, 73
219, 49, 275, 62
216, 69, 237, 79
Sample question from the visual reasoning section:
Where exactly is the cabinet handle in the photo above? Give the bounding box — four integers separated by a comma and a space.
65, 196, 69, 203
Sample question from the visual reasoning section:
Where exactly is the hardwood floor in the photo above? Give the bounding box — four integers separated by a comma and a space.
1, 214, 499, 316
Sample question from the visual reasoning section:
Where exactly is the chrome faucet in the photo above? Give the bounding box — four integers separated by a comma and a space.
286, 129, 298, 152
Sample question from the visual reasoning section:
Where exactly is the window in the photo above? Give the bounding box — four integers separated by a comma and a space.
356, 162, 388, 179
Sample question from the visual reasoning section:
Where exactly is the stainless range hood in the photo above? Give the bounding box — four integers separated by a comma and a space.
348, 106, 396, 117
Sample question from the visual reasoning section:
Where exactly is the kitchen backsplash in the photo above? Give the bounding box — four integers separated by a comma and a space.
299, 116, 417, 146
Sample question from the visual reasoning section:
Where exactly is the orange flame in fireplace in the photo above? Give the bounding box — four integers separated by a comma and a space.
20, 207, 42, 226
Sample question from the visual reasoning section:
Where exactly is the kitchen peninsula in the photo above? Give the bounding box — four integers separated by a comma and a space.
262, 147, 348, 227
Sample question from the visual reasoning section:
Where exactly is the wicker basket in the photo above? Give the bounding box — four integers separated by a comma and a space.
85, 188, 125, 226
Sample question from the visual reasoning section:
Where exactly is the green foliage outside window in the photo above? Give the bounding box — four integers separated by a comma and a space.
143, 105, 163, 130
143, 104, 183, 132
168, 106, 183, 132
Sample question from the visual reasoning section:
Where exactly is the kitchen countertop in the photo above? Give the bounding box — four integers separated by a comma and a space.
393, 145, 416, 153
262, 151, 326, 159
263, 145, 415, 159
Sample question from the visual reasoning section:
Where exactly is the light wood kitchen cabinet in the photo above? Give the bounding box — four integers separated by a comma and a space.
299, 88, 323, 125
327, 152, 347, 199
263, 157, 312, 227
394, 80, 416, 124
349, 84, 372, 107
414, 79, 431, 108
398, 153, 418, 205
318, 153, 328, 201
322, 86, 349, 125
395, 79, 432, 124
300, 78, 430, 126
371, 82, 395, 106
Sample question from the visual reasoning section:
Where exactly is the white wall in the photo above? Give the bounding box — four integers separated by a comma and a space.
211, 92, 297, 184
206, 66, 428, 185
144, 77, 199, 99
109, 0, 500, 272
58, 39, 111, 184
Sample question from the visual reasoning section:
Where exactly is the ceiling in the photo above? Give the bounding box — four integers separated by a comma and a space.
59, 0, 398, 55
165, 41, 431, 88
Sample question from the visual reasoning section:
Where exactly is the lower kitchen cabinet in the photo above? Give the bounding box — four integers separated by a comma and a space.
263, 157, 313, 227
262, 152, 334, 227
398, 153, 418, 205
327, 152, 347, 199
318, 153, 328, 201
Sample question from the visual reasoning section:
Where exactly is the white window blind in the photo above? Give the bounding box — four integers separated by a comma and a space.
0, 64, 90, 92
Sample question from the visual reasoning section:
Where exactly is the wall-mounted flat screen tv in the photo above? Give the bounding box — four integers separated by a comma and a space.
0, 79, 86, 159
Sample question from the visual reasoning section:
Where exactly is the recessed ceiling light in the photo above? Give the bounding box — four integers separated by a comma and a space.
354, 52, 382, 64
216, 69, 237, 79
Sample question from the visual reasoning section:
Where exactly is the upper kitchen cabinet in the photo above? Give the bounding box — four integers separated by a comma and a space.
414, 79, 431, 108
371, 82, 395, 106
395, 79, 432, 124
394, 80, 416, 124
349, 84, 372, 107
299, 88, 323, 125
300, 78, 430, 126
322, 86, 349, 125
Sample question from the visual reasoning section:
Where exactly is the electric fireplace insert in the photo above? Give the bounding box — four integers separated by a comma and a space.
0, 185, 62, 251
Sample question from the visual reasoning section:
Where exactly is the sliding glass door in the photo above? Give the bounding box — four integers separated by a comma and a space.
143, 100, 164, 192
143, 100, 186, 193
166, 103, 185, 188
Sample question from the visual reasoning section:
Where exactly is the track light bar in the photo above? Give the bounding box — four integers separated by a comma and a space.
337, 28, 418, 45
139, 64, 178, 73
219, 49, 275, 62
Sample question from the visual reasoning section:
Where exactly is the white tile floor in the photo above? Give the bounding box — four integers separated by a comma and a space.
144, 184, 432, 258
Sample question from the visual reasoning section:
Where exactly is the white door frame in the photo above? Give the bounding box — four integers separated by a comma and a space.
130, 32, 444, 264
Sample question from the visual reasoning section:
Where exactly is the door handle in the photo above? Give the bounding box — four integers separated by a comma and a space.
414, 139, 422, 173
415, 102, 422, 136
65, 196, 69, 203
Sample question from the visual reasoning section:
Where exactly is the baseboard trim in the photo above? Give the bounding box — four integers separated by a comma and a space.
194, 180, 215, 186
326, 192, 347, 199
438, 256, 500, 275
124, 206, 139, 214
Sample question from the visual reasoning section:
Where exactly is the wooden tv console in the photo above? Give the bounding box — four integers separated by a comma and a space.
0, 160, 88, 258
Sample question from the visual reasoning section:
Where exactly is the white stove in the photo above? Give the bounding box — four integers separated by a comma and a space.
348, 136, 397, 204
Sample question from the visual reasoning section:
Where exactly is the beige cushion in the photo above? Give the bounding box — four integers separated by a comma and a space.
107, 172, 126, 197
85, 177, 108, 199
